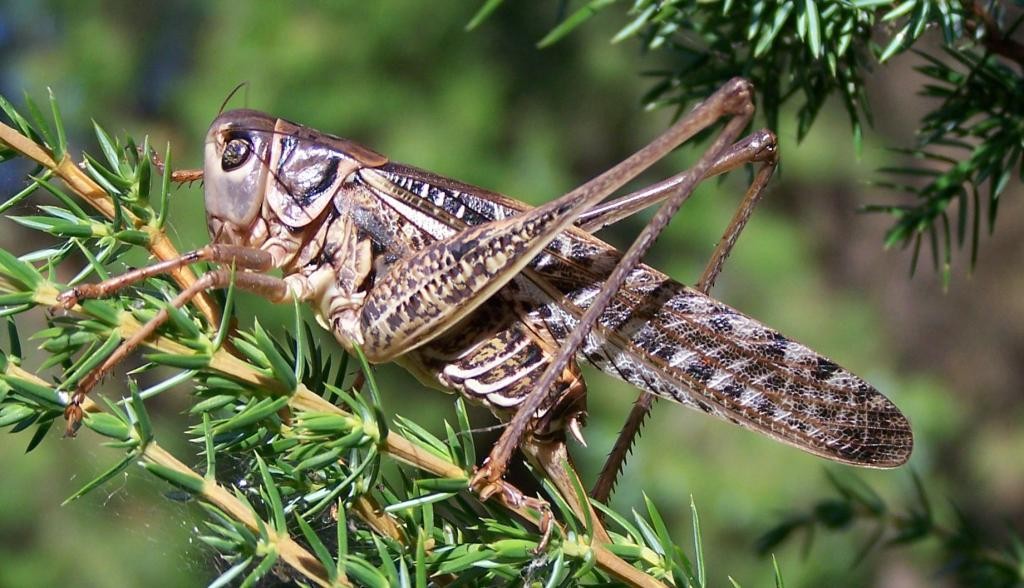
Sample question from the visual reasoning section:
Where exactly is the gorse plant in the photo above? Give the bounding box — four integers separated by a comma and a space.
0, 92, 798, 586
472, 0, 1024, 281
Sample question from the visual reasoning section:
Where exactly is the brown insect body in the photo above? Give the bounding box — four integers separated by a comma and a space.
201, 108, 913, 468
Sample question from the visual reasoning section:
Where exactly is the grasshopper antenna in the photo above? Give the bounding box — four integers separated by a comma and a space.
219, 81, 250, 115
163, 82, 253, 186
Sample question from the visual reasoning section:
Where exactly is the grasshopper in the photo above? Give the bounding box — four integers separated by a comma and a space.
60, 79, 912, 507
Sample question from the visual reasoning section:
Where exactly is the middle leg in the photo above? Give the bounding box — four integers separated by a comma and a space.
63, 266, 293, 435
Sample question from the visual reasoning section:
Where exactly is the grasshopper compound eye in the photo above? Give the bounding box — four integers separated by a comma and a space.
221, 137, 252, 171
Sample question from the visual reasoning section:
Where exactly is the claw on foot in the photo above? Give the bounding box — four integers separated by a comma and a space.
56, 288, 81, 310
534, 508, 554, 553
469, 463, 555, 551
469, 463, 507, 503
64, 398, 84, 437
567, 415, 587, 447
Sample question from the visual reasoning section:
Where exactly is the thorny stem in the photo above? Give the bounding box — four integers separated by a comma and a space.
29, 283, 663, 586
30, 285, 409, 547
0, 121, 221, 326
147, 444, 337, 587
2, 364, 340, 588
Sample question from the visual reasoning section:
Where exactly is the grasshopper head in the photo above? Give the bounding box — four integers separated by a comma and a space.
203, 109, 276, 247
204, 109, 388, 250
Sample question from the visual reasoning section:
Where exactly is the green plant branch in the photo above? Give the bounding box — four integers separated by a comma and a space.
0, 362, 341, 588
4, 273, 665, 587
0, 118, 220, 325
10, 277, 418, 547
143, 444, 338, 587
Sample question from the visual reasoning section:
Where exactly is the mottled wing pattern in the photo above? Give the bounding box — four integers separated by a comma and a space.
362, 163, 913, 467
520, 239, 912, 467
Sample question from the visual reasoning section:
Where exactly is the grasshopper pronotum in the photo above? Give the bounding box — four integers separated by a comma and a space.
60, 79, 912, 513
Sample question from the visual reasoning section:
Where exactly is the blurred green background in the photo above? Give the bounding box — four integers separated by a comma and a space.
1, 1, 1022, 586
